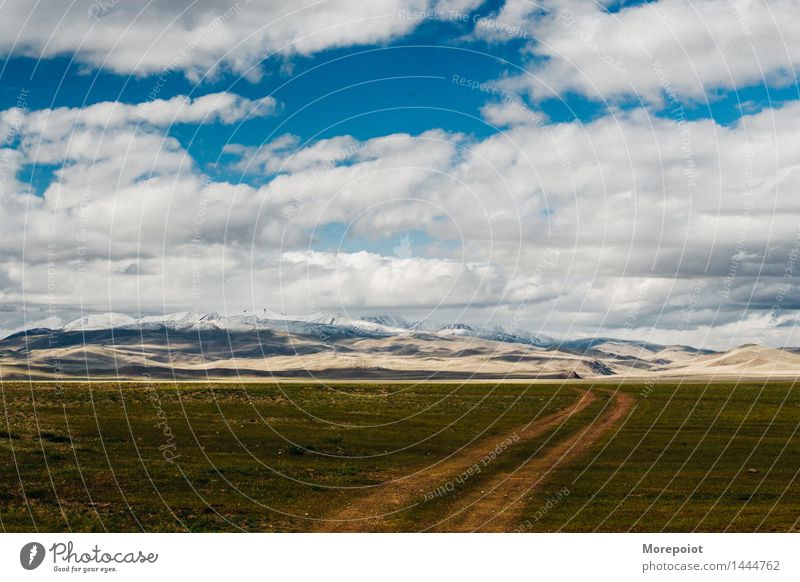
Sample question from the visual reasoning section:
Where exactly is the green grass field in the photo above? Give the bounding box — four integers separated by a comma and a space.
1, 380, 798, 532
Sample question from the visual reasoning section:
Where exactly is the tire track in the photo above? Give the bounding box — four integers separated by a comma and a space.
314, 388, 596, 532
435, 391, 634, 532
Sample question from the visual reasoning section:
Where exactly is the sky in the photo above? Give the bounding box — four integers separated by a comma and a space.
0, 0, 799, 349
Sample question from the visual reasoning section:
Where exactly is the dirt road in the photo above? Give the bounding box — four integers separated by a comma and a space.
314, 388, 598, 532
434, 390, 634, 532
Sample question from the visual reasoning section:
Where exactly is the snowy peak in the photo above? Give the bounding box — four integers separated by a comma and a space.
3, 310, 753, 379
47, 310, 558, 348
362, 315, 411, 329
63, 313, 137, 331
40, 310, 569, 351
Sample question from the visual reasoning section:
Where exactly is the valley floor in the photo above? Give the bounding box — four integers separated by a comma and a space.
0, 380, 798, 532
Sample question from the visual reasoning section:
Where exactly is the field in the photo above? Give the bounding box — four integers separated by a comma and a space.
0, 380, 798, 532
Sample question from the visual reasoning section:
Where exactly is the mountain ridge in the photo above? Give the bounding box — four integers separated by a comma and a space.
9, 310, 557, 347
2, 310, 799, 381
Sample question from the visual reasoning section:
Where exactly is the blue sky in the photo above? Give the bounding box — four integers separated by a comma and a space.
1, 0, 799, 348
5, 27, 790, 175
3, 2, 788, 168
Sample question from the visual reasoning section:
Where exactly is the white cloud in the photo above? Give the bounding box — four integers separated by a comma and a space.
0, 93, 277, 265
0, 0, 484, 79
479, 101, 542, 127
2, 62, 800, 347
23, 92, 275, 135
278, 250, 507, 309
488, 0, 800, 102
137, 92, 277, 125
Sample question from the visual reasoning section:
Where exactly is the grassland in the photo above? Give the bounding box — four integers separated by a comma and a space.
0, 380, 798, 532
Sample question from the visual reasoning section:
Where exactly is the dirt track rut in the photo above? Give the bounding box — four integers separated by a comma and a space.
435, 391, 634, 532
315, 388, 598, 532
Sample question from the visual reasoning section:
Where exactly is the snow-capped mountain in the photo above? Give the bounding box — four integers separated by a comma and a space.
362, 315, 412, 329
23, 310, 555, 347
62, 312, 138, 331
7, 310, 779, 382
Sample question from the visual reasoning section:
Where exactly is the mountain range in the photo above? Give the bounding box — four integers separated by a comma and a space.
1, 311, 799, 380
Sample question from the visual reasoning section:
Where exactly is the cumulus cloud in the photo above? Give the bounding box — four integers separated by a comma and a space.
25, 92, 276, 133
3, 91, 799, 348
0, 0, 484, 79
487, 0, 800, 103
0, 92, 277, 266
217, 97, 800, 347
278, 250, 508, 309
2, 0, 800, 348
223, 134, 364, 175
